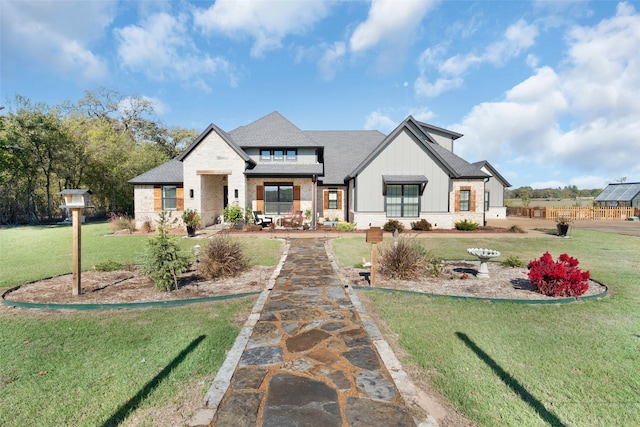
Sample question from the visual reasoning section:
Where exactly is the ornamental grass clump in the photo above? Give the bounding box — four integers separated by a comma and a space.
527, 252, 590, 297
379, 239, 427, 280
200, 235, 249, 280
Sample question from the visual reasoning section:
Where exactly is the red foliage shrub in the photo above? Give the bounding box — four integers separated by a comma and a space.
527, 252, 590, 297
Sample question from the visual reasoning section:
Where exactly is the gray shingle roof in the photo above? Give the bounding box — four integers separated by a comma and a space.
245, 163, 324, 176
129, 112, 494, 186
305, 130, 385, 184
177, 123, 253, 163
231, 112, 320, 148
128, 158, 183, 185
472, 161, 511, 187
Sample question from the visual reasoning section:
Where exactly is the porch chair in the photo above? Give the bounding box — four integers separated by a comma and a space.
281, 210, 304, 228
253, 211, 273, 228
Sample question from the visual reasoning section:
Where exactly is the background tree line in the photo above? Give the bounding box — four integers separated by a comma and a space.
505, 185, 603, 205
0, 88, 198, 224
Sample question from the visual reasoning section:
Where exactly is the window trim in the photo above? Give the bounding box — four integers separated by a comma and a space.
162, 185, 177, 211
385, 184, 420, 218
264, 183, 294, 215
459, 189, 471, 212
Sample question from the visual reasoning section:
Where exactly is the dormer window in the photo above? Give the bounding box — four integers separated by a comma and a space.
260, 149, 297, 161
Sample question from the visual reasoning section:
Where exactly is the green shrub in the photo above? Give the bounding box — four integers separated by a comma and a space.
383, 219, 404, 233
143, 211, 191, 291
411, 219, 432, 231
223, 202, 245, 227
502, 255, 525, 268
428, 254, 445, 276
336, 221, 356, 232
379, 239, 427, 280
93, 259, 123, 272
454, 219, 479, 231
200, 235, 249, 280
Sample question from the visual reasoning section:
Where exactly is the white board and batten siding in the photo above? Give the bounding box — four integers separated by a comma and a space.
354, 129, 450, 213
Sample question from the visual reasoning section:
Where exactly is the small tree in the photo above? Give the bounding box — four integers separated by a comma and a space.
143, 210, 191, 291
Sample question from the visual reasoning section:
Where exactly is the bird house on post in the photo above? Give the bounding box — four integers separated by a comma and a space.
60, 189, 92, 296
60, 189, 92, 209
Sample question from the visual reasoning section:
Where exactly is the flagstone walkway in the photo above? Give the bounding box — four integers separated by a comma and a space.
190, 238, 431, 426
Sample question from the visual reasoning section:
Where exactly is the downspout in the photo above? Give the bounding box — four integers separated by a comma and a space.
483, 177, 490, 226
312, 174, 317, 229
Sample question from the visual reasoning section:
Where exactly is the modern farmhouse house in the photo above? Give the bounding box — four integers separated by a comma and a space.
128, 112, 510, 229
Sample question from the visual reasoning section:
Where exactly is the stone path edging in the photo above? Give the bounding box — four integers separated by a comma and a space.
325, 241, 438, 427
189, 241, 290, 426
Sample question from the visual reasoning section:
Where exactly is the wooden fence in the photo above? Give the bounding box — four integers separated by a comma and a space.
507, 206, 639, 221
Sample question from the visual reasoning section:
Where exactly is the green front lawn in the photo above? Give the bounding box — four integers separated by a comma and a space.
0, 299, 254, 426
0, 223, 282, 425
0, 222, 282, 289
332, 231, 640, 426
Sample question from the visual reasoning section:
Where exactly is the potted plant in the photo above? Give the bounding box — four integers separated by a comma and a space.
182, 209, 201, 237
556, 216, 570, 237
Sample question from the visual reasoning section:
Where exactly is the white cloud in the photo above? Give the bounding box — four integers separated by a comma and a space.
364, 111, 398, 134
1, 0, 114, 81
416, 19, 539, 97
318, 42, 346, 81
193, 0, 331, 58
414, 76, 463, 97
451, 3, 640, 186
569, 175, 609, 189
115, 12, 235, 90
530, 180, 567, 190
349, 0, 436, 52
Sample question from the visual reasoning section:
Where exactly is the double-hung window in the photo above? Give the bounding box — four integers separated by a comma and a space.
386, 184, 419, 217
162, 185, 177, 210
459, 189, 471, 211
264, 184, 293, 214
484, 191, 490, 211
328, 190, 338, 209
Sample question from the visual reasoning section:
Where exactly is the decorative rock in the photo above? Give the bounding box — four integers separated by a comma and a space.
239, 346, 283, 367
262, 373, 341, 427
214, 392, 262, 426
286, 329, 331, 352
356, 371, 397, 401
345, 396, 415, 427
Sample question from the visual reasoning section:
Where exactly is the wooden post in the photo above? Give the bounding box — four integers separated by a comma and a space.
366, 227, 383, 287
370, 243, 377, 287
72, 208, 81, 296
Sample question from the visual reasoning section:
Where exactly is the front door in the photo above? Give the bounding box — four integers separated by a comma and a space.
223, 185, 228, 209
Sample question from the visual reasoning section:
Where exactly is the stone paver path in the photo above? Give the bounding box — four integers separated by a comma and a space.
201, 238, 419, 426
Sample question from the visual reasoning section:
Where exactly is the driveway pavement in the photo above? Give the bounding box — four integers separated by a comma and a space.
488, 217, 640, 237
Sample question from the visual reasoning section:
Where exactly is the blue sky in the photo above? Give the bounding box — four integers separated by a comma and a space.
2, 0, 639, 189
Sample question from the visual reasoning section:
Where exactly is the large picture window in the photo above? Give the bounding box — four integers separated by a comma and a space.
162, 185, 177, 210
459, 189, 471, 211
264, 184, 293, 214
386, 184, 419, 217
